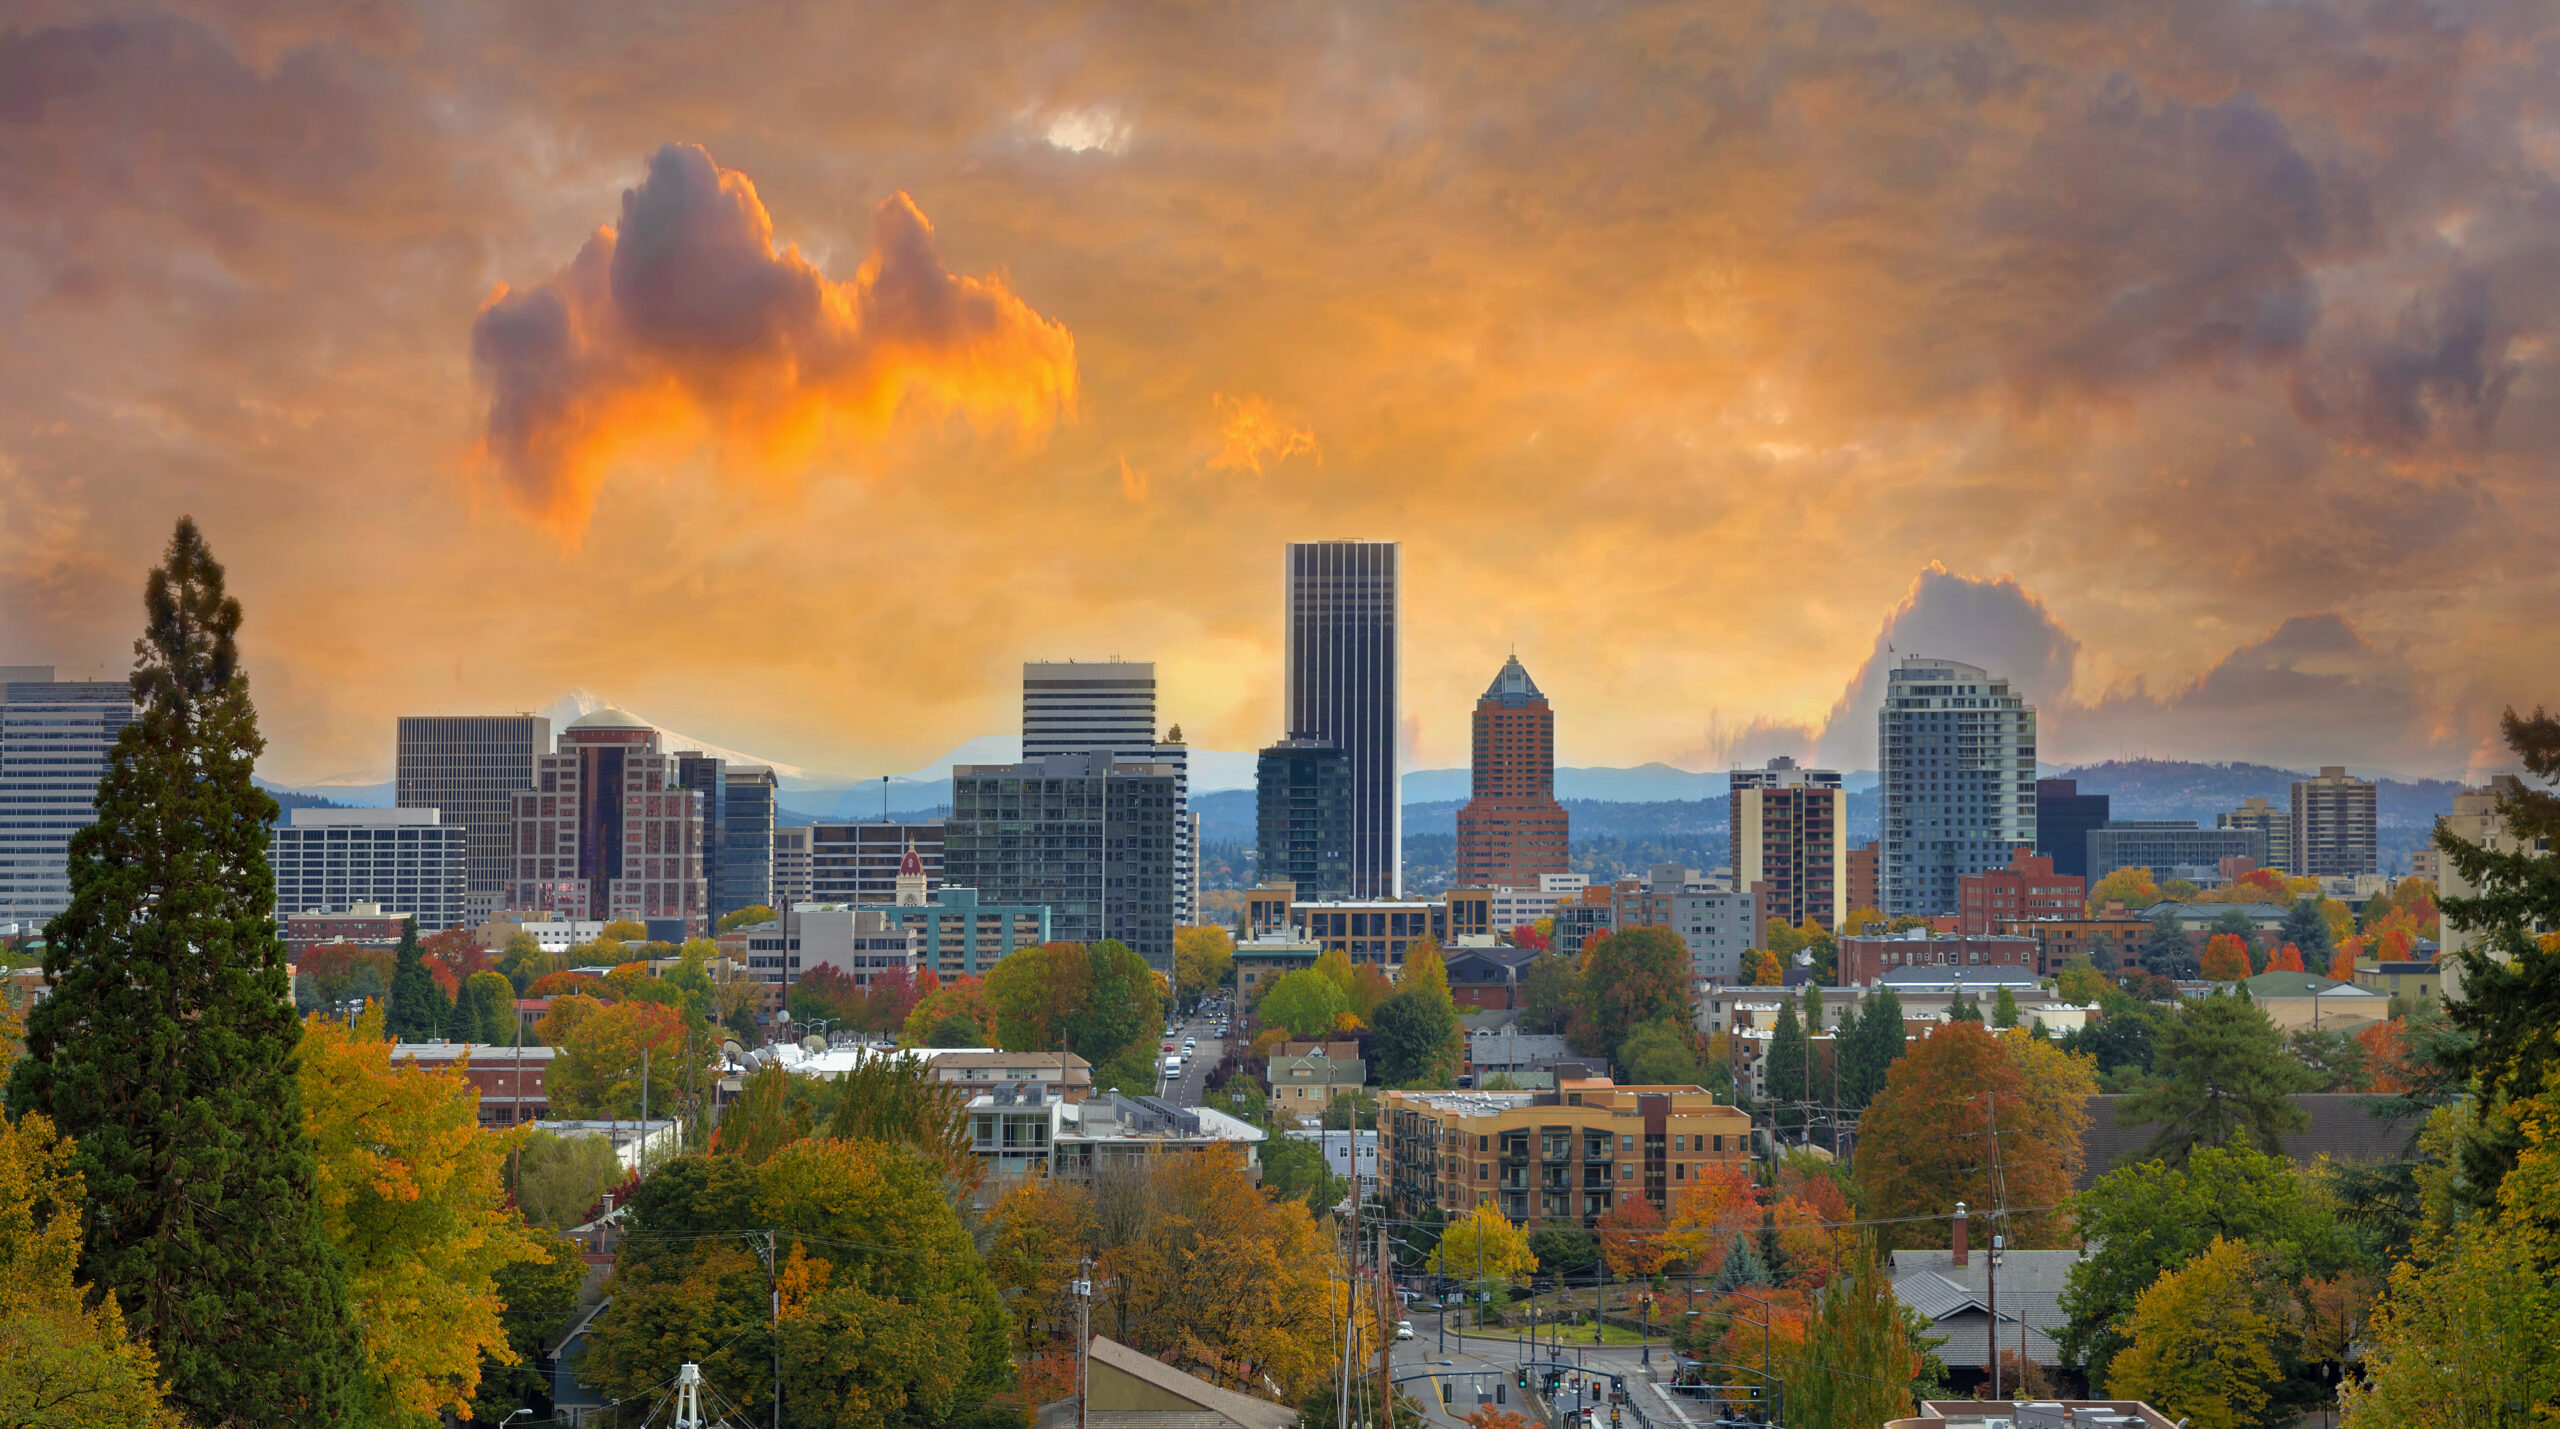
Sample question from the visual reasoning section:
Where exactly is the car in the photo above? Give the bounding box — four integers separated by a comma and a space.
1395, 1321, 1413, 1340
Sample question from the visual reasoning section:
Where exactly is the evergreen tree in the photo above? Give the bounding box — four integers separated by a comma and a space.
2116, 990, 2312, 1164
384, 916, 452, 1042
1992, 986, 2020, 1029
1713, 1233, 1769, 1291
1765, 1000, 1806, 1134
1948, 993, 1984, 1023
460, 970, 517, 1044
2279, 898, 2335, 966
1839, 987, 1907, 1110
3, 518, 361, 1423
2140, 912, 2198, 979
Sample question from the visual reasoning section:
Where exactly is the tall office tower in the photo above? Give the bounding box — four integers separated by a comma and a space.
2034, 778, 2111, 880
505, 709, 707, 931
1021, 661, 1193, 924
722, 766, 777, 916
1729, 756, 1846, 931
1453, 656, 1570, 891
674, 751, 727, 918
2217, 796, 2292, 874
1257, 737, 1353, 899
944, 750, 1180, 969
2292, 766, 2378, 878
269, 808, 467, 930
1285, 540, 1400, 897
1876, 656, 2038, 916
810, 820, 944, 903
0, 669, 138, 926
396, 715, 551, 922
771, 827, 812, 907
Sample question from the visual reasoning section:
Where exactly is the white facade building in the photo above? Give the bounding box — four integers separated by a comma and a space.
1877, 656, 2038, 916
270, 806, 469, 931
0, 669, 136, 925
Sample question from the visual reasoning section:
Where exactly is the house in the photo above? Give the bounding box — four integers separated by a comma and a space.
927, 1050, 1096, 1103
1080, 1335, 1297, 1429
2355, 959, 2455, 1005
1890, 1206, 2078, 1382
1268, 1042, 1366, 1122
1443, 943, 1540, 1009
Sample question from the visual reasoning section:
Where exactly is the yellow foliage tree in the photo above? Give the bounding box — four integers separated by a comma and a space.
2087, 866, 2161, 913
301, 1006, 549, 1422
1174, 925, 1236, 1009
1400, 936, 1453, 1006
1428, 1201, 1539, 1294
1741, 947, 1784, 986
2103, 1237, 2285, 1428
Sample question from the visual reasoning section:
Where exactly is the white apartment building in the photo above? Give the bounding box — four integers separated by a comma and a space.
1878, 656, 2039, 916
270, 807, 469, 931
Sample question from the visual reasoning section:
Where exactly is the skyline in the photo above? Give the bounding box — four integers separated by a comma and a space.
4, 3, 2554, 786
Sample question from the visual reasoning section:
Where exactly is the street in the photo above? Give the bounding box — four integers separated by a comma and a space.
1389, 1306, 1668, 1429
1156, 1004, 1225, 1107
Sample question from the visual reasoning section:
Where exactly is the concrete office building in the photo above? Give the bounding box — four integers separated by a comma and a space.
1284, 540, 1400, 897
2086, 821, 2258, 886
1454, 655, 1569, 891
1255, 738, 1352, 900
810, 820, 944, 905
721, 766, 777, 917
504, 709, 708, 933
0, 669, 136, 925
1730, 757, 1846, 931
2034, 779, 2111, 880
944, 751, 1180, 969
2218, 796, 2293, 875
770, 826, 811, 907
1877, 656, 2038, 916
2293, 766, 2378, 878
396, 714, 551, 923
270, 807, 468, 931
1021, 661, 1192, 925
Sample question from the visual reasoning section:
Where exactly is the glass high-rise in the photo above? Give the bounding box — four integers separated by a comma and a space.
944, 751, 1180, 969
1284, 541, 1400, 897
1021, 660, 1192, 924
722, 766, 777, 916
1876, 656, 2037, 916
396, 714, 551, 922
0, 668, 137, 927
1256, 737, 1352, 899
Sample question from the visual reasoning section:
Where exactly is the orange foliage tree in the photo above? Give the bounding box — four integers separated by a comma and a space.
1741, 947, 1785, 986
902, 973, 996, 1045
422, 926, 492, 977
1854, 1022, 2097, 1251
2200, 932, 2253, 981
1599, 1191, 1673, 1279
1665, 1162, 1763, 1277
2265, 942, 2306, 974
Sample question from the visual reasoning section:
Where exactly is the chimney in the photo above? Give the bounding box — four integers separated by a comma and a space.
1952, 1201, 1969, 1268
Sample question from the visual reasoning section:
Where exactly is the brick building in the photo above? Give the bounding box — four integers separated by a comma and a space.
1993, 909, 2149, 975
1837, 932, 2038, 987
1846, 841, 1880, 916
1382, 1079, 1750, 1228
389, 1042, 554, 1127
1454, 656, 1569, 889
1956, 847, 2086, 936
506, 708, 708, 935
283, 903, 411, 954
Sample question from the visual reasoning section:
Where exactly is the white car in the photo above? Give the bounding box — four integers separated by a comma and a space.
1395, 1320, 1413, 1341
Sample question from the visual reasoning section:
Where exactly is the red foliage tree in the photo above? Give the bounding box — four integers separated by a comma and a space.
2265, 942, 2306, 974
862, 965, 923, 1033
422, 926, 492, 977
526, 969, 611, 1000
2200, 932, 2252, 981
1508, 924, 1551, 953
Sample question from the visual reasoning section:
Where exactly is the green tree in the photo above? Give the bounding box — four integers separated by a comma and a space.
2118, 990, 2314, 1164
1837, 987, 1907, 1110
1579, 927, 1693, 1062
2140, 912, 2197, 979
469, 1227, 589, 1424
2103, 1237, 2290, 1429
1618, 1015, 1706, 1087
1260, 967, 1351, 1038
1258, 1134, 1349, 1216
2054, 955, 2108, 1005
1992, 986, 2020, 1029
3, 518, 362, 1423
384, 915, 454, 1043
1765, 1000, 1807, 1131
508, 1128, 626, 1229
1518, 953, 1582, 1036
1785, 1233, 1926, 1429
2057, 1145, 2358, 1384
1371, 987, 1460, 1087
2280, 898, 2337, 967
458, 969, 517, 1044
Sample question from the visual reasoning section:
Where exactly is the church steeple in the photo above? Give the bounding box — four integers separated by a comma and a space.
895, 838, 928, 906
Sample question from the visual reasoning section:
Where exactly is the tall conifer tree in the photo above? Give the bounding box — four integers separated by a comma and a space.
385, 915, 451, 1042
4, 518, 361, 1423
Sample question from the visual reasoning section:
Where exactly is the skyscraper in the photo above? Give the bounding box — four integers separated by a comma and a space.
396, 714, 551, 922
1454, 655, 1568, 890
269, 807, 467, 930
2034, 778, 2111, 880
1876, 656, 2038, 917
505, 709, 707, 931
1284, 540, 1400, 897
1022, 660, 1192, 923
673, 750, 727, 917
722, 766, 777, 916
943, 750, 1180, 969
1729, 757, 1845, 931
1256, 737, 1352, 898
0, 669, 137, 926
2292, 766, 2377, 878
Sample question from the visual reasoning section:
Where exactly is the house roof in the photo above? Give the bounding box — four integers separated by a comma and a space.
1085, 1337, 1298, 1429
2234, 972, 2376, 999
2076, 1093, 2420, 1190
1890, 1247, 2083, 1365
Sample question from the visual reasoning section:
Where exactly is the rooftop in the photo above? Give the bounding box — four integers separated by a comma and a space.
1481, 654, 1545, 706
565, 707, 651, 731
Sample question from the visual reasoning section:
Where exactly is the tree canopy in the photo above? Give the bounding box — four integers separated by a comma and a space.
1854, 1022, 2096, 1251
2117, 990, 2314, 1165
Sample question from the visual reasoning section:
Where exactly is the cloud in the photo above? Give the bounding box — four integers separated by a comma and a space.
1809, 566, 2083, 769
1042, 106, 1131, 155
469, 143, 1077, 538
1206, 393, 1320, 475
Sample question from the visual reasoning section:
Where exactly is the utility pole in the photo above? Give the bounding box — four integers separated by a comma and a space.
1076, 1257, 1094, 1429
1376, 1222, 1395, 1426
754, 1229, 781, 1429
1986, 1089, 2000, 1402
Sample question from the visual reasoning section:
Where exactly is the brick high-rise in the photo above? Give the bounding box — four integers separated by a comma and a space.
505, 709, 707, 932
1730, 757, 1846, 931
1454, 656, 1569, 890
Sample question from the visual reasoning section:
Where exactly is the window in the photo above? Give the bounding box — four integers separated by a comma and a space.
1621, 1134, 1633, 1151
1619, 1163, 1632, 1181
1676, 1163, 1686, 1181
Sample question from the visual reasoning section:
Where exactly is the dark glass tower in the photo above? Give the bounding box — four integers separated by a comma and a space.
2033, 778, 2110, 880
1284, 540, 1400, 897
722, 767, 777, 915
1256, 737, 1352, 899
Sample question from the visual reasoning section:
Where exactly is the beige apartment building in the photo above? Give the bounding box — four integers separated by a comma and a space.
2438, 775, 2553, 961
1382, 1079, 1750, 1228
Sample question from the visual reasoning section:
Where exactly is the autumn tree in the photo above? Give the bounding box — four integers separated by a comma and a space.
711, 1062, 818, 1166
985, 1173, 1094, 1353
301, 1007, 548, 1421
787, 962, 867, 1027
2087, 866, 2161, 913
822, 1050, 982, 1200
2265, 941, 2307, 974
1855, 1023, 2096, 1251
1429, 1203, 1539, 1320
2, 518, 362, 1422
1598, 1192, 1672, 1278
718, 904, 777, 933
551, 999, 720, 1123
1399, 936, 1453, 1005
987, 939, 1162, 1091
902, 972, 994, 1047
1581, 927, 1695, 1060
1260, 967, 1351, 1038
2117, 990, 2313, 1164
1174, 924, 1236, 1010
1664, 1164, 1762, 1279
1740, 946, 1784, 986
2104, 1237, 2290, 1429
2200, 932, 2252, 981
1783, 1233, 1925, 1429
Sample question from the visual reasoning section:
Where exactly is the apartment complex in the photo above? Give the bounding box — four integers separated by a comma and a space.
1877, 656, 2038, 916
1730, 757, 1846, 931
808, 820, 945, 904
1956, 848, 2085, 936
395, 714, 550, 922
504, 709, 708, 932
1992, 911, 2150, 976
2292, 766, 2377, 878
2033, 779, 2110, 880
1255, 738, 1352, 900
0, 669, 137, 925
2437, 775, 2552, 959
1021, 660, 1192, 924
1382, 1081, 1751, 1227
1290, 890, 1491, 966
2218, 796, 2293, 875
1454, 655, 1569, 890
269, 807, 467, 931
1284, 540, 1401, 897
1846, 841, 1880, 916
1608, 865, 1757, 983
944, 750, 1180, 969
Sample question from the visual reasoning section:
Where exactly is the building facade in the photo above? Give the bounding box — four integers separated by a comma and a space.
1956, 847, 2085, 937
1021, 661, 1192, 925
0, 669, 137, 926
944, 751, 1180, 969
2219, 796, 2293, 875
1284, 540, 1400, 897
1877, 656, 2038, 916
1608, 866, 1757, 983
1846, 841, 1880, 916
505, 709, 708, 933
2086, 821, 2258, 886
1382, 1081, 1751, 1227
1255, 738, 1353, 900
1992, 912, 2149, 975
770, 826, 811, 907
875, 887, 1053, 978
270, 807, 468, 931
1837, 932, 2038, 986
809, 821, 944, 905
1730, 757, 1846, 931
283, 903, 412, 954
2293, 766, 2378, 878
721, 766, 777, 917
2437, 776, 2551, 959
396, 714, 551, 923
2033, 779, 2110, 880
1454, 655, 1569, 890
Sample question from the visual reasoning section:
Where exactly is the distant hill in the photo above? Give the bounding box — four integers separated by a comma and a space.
2055, 759, 2460, 828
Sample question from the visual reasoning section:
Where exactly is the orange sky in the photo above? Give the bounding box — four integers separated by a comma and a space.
1, 1, 2553, 783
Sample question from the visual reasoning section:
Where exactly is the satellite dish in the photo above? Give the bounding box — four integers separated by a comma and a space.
722, 1039, 745, 1062
803, 1035, 828, 1054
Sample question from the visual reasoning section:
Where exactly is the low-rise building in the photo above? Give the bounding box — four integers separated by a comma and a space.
1381, 1078, 1750, 1228
869, 886, 1051, 978
966, 1086, 1265, 1202
1992, 907, 2149, 975
2354, 959, 2454, 1007
1444, 943, 1539, 1009
2136, 900, 2292, 935
283, 902, 411, 954
1889, 1204, 2079, 1385
475, 913, 611, 954
1486, 874, 1587, 935
927, 1050, 1094, 1102
2086, 821, 2259, 887
387, 1041, 555, 1126
719, 905, 918, 1015
1233, 936, 1323, 1010
1269, 1041, 1367, 1122
1837, 931, 2037, 986
1289, 889, 1498, 966
1956, 847, 2084, 936
2226, 972, 2388, 1030
1283, 1127, 1379, 1183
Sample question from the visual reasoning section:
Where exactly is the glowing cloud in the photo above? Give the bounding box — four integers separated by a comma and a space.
1206, 393, 1320, 474
469, 143, 1077, 537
